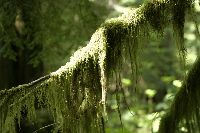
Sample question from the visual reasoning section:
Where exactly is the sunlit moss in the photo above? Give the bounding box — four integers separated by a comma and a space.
0, 0, 199, 132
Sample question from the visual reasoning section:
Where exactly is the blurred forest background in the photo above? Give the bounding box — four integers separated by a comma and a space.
0, 0, 200, 132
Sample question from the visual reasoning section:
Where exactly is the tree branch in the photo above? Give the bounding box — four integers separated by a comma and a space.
1, 0, 199, 132
0, 75, 50, 95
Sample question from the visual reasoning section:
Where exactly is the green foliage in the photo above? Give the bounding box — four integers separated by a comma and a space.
0, 0, 110, 67
121, 78, 132, 86
145, 89, 157, 99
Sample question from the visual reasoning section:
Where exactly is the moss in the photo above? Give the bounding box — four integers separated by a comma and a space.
158, 56, 200, 133
1, 0, 199, 132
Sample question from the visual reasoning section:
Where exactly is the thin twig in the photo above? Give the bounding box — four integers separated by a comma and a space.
0, 74, 50, 95
33, 122, 61, 133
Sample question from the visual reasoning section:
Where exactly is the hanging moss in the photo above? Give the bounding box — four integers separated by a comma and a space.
158, 56, 200, 133
1, 0, 200, 132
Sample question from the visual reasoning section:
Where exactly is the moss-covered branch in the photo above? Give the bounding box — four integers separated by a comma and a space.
0, 75, 50, 95
0, 0, 199, 132
158, 56, 200, 133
